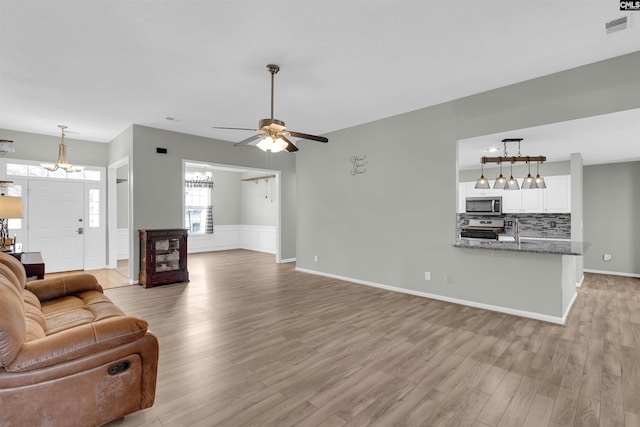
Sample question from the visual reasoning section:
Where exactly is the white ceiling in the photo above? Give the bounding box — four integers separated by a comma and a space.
1, 1, 639, 162
458, 108, 640, 170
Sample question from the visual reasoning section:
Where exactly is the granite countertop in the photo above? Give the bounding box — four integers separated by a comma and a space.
454, 238, 591, 256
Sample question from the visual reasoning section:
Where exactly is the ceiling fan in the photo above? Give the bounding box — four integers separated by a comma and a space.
212, 64, 329, 153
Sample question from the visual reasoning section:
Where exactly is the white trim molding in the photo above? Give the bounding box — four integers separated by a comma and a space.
295, 267, 574, 325
279, 258, 296, 264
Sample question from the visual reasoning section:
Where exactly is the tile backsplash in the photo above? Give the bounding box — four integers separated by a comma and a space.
457, 213, 571, 239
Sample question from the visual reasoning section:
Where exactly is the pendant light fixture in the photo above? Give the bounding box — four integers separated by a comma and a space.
493, 161, 507, 189
535, 161, 547, 189
474, 162, 490, 189
41, 125, 84, 173
521, 159, 538, 189
476, 138, 546, 191
504, 161, 520, 190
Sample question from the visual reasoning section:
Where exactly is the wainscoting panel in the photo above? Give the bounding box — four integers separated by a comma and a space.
240, 225, 276, 254
188, 225, 275, 254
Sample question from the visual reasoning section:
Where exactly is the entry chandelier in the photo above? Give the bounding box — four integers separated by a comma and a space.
41, 125, 84, 173
475, 138, 546, 190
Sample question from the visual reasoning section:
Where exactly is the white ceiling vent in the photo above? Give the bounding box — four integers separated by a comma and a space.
606, 16, 628, 34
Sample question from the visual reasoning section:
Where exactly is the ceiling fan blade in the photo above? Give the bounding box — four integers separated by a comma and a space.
234, 134, 262, 146
281, 136, 299, 152
212, 126, 258, 131
288, 131, 328, 143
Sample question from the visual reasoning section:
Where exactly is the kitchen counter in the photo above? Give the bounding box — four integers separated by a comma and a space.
454, 238, 591, 256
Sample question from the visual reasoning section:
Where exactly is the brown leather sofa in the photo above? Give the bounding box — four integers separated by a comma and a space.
0, 252, 158, 426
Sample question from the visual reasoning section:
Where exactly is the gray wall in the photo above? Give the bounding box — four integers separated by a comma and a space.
0, 128, 110, 166
296, 52, 640, 317
210, 169, 241, 225
584, 161, 640, 275
240, 172, 277, 226
127, 125, 296, 278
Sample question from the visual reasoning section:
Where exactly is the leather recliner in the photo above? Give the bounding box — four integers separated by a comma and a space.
0, 252, 158, 426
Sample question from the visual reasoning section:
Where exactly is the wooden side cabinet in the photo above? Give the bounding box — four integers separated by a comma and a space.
139, 229, 189, 288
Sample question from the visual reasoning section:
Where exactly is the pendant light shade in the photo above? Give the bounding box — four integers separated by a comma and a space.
504, 162, 520, 190
493, 162, 507, 189
475, 163, 490, 189
535, 162, 547, 189
521, 160, 538, 189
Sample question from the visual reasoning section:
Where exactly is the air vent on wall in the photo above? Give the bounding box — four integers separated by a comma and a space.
606, 16, 628, 34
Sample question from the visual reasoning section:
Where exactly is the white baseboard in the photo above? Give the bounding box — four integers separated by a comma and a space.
576, 274, 584, 288
295, 267, 569, 325
584, 269, 640, 278
280, 258, 296, 264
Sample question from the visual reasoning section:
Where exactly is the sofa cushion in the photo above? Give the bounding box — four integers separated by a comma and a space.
0, 254, 26, 290
0, 276, 25, 367
4, 316, 149, 372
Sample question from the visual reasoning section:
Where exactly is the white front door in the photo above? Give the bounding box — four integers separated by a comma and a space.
28, 180, 85, 272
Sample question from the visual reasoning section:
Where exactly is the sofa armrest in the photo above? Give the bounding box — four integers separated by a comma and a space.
4, 316, 148, 372
25, 274, 103, 301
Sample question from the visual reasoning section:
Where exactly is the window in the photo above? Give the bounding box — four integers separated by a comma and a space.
6, 163, 101, 181
185, 171, 213, 235
88, 189, 100, 228
6, 184, 22, 230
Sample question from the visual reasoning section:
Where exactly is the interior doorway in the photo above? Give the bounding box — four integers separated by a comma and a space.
183, 161, 283, 262
107, 157, 131, 279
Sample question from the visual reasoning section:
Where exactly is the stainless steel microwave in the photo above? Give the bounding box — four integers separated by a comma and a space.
465, 196, 502, 215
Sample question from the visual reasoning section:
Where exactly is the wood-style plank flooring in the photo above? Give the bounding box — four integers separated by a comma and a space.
100, 250, 640, 427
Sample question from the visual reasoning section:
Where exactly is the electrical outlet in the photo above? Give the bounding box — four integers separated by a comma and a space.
444, 275, 451, 284
550, 221, 556, 228
507, 221, 513, 226
424, 272, 431, 281
603, 253, 612, 262
314, 255, 319, 262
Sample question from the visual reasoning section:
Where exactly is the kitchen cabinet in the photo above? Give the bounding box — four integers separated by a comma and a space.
460, 175, 571, 214
543, 175, 571, 213
502, 179, 544, 213
465, 182, 502, 197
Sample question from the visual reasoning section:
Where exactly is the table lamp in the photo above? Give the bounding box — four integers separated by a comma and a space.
0, 196, 23, 252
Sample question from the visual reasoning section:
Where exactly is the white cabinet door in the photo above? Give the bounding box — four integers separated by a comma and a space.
544, 175, 571, 213
465, 182, 502, 197
522, 188, 544, 212
502, 186, 522, 213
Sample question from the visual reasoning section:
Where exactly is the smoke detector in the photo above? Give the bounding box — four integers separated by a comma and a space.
606, 16, 628, 34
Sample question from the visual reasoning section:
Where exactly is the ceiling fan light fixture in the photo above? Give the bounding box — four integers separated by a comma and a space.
256, 136, 273, 152
270, 137, 288, 153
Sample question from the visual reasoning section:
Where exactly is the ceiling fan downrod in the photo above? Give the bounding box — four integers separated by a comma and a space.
266, 64, 279, 121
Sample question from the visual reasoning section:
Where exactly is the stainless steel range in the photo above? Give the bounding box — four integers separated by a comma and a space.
459, 219, 505, 241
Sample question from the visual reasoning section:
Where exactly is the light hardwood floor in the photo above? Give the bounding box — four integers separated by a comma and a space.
99, 250, 640, 427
